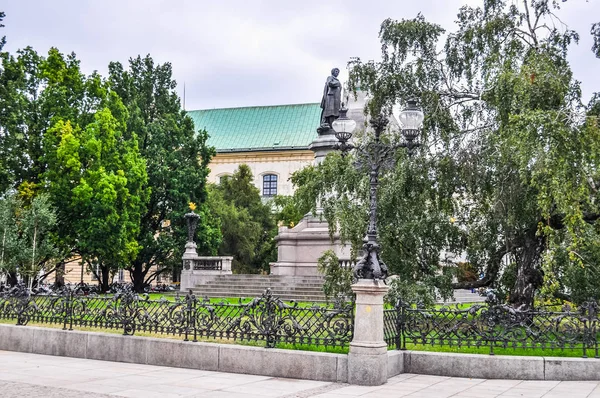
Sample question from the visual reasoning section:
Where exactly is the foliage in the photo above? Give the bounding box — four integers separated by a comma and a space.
0, 11, 5, 51
108, 55, 220, 291
316, 250, 353, 302
0, 46, 150, 291
293, 1, 600, 309
272, 195, 308, 228
207, 165, 276, 273
592, 22, 600, 58
0, 192, 58, 288
456, 262, 478, 283
45, 108, 148, 292
0, 192, 19, 282
385, 277, 438, 308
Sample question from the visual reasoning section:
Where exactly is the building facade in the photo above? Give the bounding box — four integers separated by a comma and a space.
187, 103, 321, 196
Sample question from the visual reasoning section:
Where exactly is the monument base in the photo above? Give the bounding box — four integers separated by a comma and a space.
269, 214, 351, 276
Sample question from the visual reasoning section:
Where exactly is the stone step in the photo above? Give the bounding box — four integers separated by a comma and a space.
208, 279, 324, 285
194, 286, 324, 291
194, 295, 328, 302
202, 282, 325, 288
192, 289, 325, 296
193, 293, 325, 299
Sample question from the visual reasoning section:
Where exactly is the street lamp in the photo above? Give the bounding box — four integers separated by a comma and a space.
332, 105, 357, 154
333, 100, 424, 280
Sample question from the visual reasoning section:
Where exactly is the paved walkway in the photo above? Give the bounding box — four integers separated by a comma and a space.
1, 350, 600, 398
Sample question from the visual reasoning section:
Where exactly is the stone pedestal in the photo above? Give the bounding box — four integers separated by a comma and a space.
180, 256, 233, 291
269, 214, 352, 276
348, 279, 389, 386
182, 242, 198, 260
308, 129, 339, 165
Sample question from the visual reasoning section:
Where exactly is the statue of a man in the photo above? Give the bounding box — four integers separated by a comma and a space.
319, 68, 342, 130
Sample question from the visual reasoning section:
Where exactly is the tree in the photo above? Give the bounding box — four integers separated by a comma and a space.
0, 192, 19, 285
108, 55, 220, 292
0, 192, 58, 289
294, 1, 600, 309
45, 106, 148, 292
272, 195, 308, 228
0, 47, 139, 288
207, 165, 276, 273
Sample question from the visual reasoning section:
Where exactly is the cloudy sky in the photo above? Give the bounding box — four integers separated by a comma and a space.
2, 0, 599, 110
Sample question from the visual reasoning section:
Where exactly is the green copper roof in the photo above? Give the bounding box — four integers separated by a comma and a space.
187, 103, 320, 153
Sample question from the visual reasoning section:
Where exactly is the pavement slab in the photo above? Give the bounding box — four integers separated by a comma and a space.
0, 350, 599, 397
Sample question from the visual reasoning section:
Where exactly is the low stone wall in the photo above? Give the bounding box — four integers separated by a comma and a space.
402, 351, 600, 381
0, 324, 350, 382
1, 324, 599, 382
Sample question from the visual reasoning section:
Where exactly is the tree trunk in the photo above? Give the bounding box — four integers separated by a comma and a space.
509, 230, 544, 311
100, 266, 110, 293
55, 263, 65, 287
7, 271, 18, 286
132, 262, 145, 293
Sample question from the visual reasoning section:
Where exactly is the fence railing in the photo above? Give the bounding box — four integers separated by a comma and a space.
193, 258, 223, 270
384, 301, 600, 358
0, 285, 353, 349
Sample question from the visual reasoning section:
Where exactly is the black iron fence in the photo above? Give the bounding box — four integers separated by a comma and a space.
0, 286, 353, 349
5, 284, 600, 357
384, 301, 600, 358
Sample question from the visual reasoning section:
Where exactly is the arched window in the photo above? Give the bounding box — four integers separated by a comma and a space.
262, 174, 278, 197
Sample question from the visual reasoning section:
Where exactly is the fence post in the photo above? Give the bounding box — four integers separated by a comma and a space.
184, 291, 192, 342
62, 290, 70, 331
192, 294, 198, 343
400, 303, 407, 351
394, 301, 401, 350
265, 289, 276, 348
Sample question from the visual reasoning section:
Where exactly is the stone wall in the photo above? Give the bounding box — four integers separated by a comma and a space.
2, 324, 600, 382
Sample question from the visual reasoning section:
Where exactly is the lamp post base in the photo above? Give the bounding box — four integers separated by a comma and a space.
348, 279, 389, 386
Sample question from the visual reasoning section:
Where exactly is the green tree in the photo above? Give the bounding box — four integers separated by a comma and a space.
317, 250, 353, 302
0, 47, 137, 286
45, 106, 148, 292
0, 192, 19, 285
0, 192, 58, 288
294, 1, 600, 309
272, 195, 308, 228
108, 55, 220, 291
207, 165, 276, 273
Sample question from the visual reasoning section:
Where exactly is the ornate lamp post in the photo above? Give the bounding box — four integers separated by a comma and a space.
332, 100, 424, 281
184, 202, 200, 244
333, 99, 424, 386
183, 202, 200, 260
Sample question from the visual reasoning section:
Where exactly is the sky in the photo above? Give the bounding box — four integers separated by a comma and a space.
2, 0, 599, 111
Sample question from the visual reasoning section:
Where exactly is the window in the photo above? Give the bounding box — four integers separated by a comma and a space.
262, 174, 278, 196
218, 174, 231, 184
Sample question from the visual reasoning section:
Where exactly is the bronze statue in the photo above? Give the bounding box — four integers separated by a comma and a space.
319, 67, 342, 131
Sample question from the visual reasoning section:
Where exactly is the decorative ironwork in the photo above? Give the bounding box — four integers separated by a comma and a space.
334, 111, 422, 280
184, 211, 200, 243
384, 301, 600, 358
0, 286, 353, 349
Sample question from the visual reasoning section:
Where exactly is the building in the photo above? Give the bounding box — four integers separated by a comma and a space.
187, 103, 321, 197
